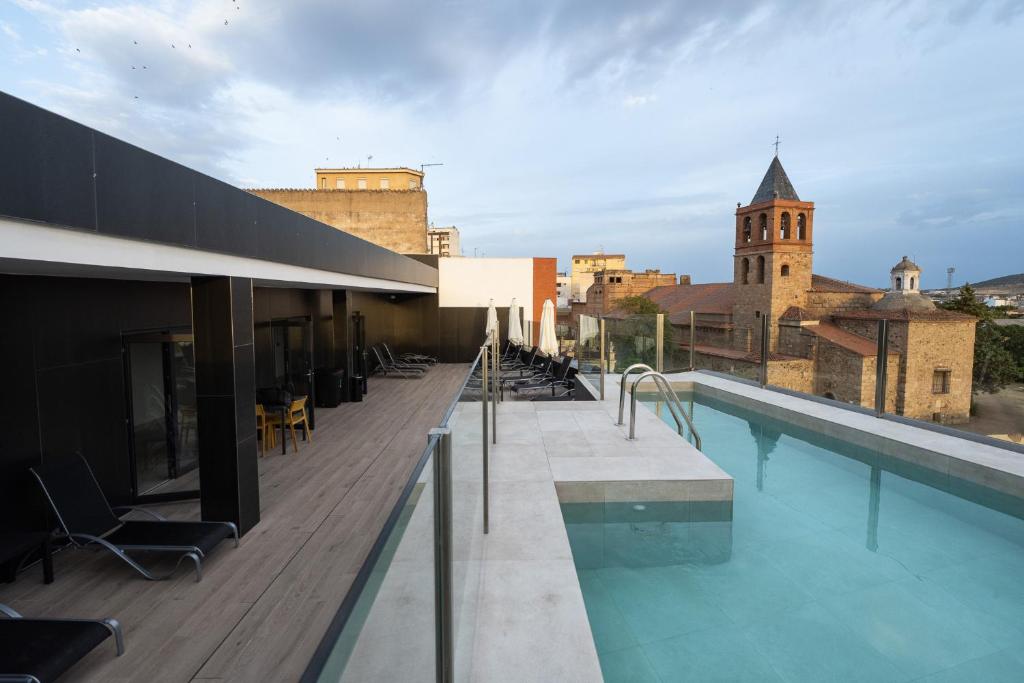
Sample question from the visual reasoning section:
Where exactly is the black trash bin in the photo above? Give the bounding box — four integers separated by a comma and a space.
348, 375, 364, 402
315, 369, 345, 408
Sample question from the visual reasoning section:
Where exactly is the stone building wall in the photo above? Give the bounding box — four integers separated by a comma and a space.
901, 320, 975, 423
249, 188, 428, 254
804, 291, 882, 318
732, 251, 813, 354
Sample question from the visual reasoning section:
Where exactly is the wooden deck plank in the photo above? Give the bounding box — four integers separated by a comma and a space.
0, 365, 468, 683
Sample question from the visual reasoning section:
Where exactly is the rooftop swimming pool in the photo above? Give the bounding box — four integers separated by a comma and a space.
561, 392, 1024, 682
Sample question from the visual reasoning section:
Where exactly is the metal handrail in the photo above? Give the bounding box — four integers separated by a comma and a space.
617, 363, 655, 425
628, 370, 702, 450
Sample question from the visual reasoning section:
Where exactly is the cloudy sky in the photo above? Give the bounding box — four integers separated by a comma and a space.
2, 0, 1023, 287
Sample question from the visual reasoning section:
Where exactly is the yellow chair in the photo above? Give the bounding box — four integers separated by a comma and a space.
266, 397, 311, 453
256, 404, 276, 456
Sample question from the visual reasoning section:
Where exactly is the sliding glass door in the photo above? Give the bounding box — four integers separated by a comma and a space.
123, 331, 199, 501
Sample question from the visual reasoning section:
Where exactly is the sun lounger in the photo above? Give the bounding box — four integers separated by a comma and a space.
31, 455, 237, 582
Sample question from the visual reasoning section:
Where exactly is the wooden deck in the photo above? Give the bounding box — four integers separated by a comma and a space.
0, 365, 469, 682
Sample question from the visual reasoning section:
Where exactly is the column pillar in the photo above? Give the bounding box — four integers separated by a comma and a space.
191, 276, 260, 535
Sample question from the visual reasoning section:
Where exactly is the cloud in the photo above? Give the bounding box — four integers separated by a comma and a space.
623, 94, 657, 108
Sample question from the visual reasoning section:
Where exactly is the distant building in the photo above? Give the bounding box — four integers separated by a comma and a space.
556, 272, 571, 309
638, 157, 976, 424
250, 167, 428, 254
582, 268, 678, 315
315, 167, 423, 191
570, 252, 626, 303
427, 226, 461, 257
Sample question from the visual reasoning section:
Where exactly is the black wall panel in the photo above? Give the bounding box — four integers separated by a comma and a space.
94, 132, 198, 247
195, 174, 261, 258
0, 92, 96, 229
0, 274, 192, 533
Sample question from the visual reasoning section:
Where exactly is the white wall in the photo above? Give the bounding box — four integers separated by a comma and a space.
438, 257, 534, 317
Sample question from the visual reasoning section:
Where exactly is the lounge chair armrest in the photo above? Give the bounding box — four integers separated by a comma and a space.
111, 506, 167, 521
0, 603, 21, 618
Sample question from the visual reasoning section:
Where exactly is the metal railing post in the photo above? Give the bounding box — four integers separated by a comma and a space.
655, 313, 664, 373
430, 428, 453, 683
480, 345, 490, 534
491, 338, 497, 443
599, 317, 606, 400
874, 318, 889, 417
689, 310, 696, 371
759, 315, 770, 388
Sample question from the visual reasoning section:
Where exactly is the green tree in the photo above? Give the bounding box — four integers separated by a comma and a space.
942, 284, 1016, 393
615, 295, 663, 314
1001, 324, 1024, 381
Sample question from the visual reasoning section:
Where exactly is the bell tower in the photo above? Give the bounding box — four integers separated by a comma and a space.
732, 156, 815, 352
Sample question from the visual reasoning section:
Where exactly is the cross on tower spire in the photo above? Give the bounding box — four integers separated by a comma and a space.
773, 135, 781, 157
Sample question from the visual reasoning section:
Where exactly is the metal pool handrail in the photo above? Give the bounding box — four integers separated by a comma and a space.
617, 363, 655, 425
628, 370, 702, 450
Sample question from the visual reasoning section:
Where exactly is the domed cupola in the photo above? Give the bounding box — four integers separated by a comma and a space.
874, 256, 935, 312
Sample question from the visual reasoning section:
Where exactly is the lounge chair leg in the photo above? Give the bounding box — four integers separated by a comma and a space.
227, 521, 240, 548
102, 618, 126, 655
188, 552, 202, 582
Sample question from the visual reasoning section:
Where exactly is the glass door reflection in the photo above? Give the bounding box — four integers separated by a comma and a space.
124, 331, 199, 502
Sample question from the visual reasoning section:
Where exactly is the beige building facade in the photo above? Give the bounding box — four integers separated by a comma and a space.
427, 226, 461, 257
583, 269, 678, 315
315, 167, 423, 191
570, 252, 626, 302
250, 167, 429, 254
642, 157, 976, 424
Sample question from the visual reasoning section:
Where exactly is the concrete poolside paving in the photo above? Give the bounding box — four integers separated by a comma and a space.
342, 384, 734, 682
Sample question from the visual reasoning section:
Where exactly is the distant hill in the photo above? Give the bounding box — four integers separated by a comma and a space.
971, 273, 1024, 288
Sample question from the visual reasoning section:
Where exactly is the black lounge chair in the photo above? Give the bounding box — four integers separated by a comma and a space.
0, 602, 124, 683
30, 455, 238, 582
380, 343, 432, 371
381, 342, 437, 366
370, 345, 425, 378
510, 356, 574, 398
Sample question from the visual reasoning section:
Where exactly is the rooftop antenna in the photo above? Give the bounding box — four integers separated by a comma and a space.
773, 135, 781, 157
420, 162, 444, 172
367, 155, 373, 167
947, 267, 955, 291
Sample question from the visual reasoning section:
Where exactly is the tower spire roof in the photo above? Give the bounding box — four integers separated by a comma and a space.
751, 157, 800, 204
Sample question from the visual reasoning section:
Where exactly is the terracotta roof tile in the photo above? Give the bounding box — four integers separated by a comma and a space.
807, 321, 879, 356
810, 274, 881, 294
833, 308, 976, 322
644, 283, 735, 315
780, 306, 813, 321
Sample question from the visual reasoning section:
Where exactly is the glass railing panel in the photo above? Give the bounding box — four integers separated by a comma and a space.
448, 351, 487, 682
604, 314, 658, 374
318, 441, 437, 683
575, 314, 602, 382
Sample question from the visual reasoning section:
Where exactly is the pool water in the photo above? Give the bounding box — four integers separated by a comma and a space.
561, 394, 1024, 683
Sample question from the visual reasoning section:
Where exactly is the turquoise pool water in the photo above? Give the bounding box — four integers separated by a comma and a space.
561, 394, 1024, 683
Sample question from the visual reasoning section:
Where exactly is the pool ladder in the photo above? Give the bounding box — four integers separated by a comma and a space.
616, 364, 702, 450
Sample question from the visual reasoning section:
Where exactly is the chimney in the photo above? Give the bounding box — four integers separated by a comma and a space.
679, 275, 692, 286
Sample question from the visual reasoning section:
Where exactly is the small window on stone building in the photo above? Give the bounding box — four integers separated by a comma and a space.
320, 177, 326, 189
409, 179, 417, 189
336, 179, 345, 189
910, 277, 915, 289
743, 216, 752, 242
759, 213, 768, 241
780, 212, 791, 239
781, 264, 790, 277
380, 178, 390, 189
932, 369, 951, 394
358, 178, 367, 189
797, 213, 807, 240
741, 258, 749, 285
755, 310, 761, 318
756, 255, 765, 284
895, 277, 902, 290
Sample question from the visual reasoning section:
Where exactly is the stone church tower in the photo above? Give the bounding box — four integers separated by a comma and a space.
732, 157, 815, 352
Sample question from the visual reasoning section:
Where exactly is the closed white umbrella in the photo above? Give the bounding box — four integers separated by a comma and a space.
538, 299, 558, 356
485, 299, 499, 342
508, 298, 524, 345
